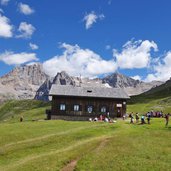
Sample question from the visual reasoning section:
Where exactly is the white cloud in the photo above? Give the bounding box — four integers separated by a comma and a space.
113, 40, 158, 69
16, 22, 35, 39
145, 51, 171, 82
43, 43, 117, 77
0, 13, 13, 38
83, 11, 105, 29
29, 43, 39, 50
0, 0, 10, 5
0, 51, 38, 65
18, 3, 34, 15
131, 75, 141, 81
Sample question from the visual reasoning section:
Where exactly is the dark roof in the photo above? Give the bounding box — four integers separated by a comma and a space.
49, 85, 130, 99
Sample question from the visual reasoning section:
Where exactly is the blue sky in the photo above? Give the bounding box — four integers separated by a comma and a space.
0, 0, 171, 81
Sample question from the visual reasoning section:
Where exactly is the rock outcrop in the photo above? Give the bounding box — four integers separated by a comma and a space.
0, 65, 164, 102
35, 71, 75, 101
0, 63, 49, 100
102, 73, 163, 96
102, 72, 140, 88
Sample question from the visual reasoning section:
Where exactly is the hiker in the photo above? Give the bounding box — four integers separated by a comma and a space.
130, 113, 134, 124
20, 116, 23, 122
135, 113, 139, 123
141, 115, 145, 124
147, 113, 151, 124
165, 113, 170, 127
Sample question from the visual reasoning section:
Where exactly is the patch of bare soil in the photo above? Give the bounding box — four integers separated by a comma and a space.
61, 160, 78, 171
61, 137, 110, 171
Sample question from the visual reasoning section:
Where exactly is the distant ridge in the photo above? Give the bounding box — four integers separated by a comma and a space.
143, 78, 171, 97
0, 64, 164, 102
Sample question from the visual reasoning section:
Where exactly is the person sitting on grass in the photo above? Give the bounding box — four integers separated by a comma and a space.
94, 117, 98, 122
104, 117, 109, 122
89, 118, 92, 122
141, 115, 145, 124
165, 113, 170, 127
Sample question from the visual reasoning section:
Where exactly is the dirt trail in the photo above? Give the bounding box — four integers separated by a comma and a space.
61, 160, 78, 171
2, 135, 111, 171
61, 137, 110, 171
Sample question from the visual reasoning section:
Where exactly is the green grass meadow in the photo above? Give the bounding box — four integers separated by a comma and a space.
0, 94, 171, 171
128, 96, 171, 114
0, 118, 171, 171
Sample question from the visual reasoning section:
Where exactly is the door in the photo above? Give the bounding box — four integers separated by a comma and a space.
117, 107, 122, 117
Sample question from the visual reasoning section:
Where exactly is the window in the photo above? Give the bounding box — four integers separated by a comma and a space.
87, 90, 92, 93
87, 106, 93, 113
60, 104, 66, 111
101, 106, 106, 113
74, 105, 79, 111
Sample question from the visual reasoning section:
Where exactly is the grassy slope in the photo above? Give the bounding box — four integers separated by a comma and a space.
0, 82, 171, 170
0, 100, 50, 122
0, 119, 171, 171
128, 80, 171, 114
128, 96, 171, 114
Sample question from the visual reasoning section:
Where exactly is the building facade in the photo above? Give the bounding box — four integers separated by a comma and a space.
47, 85, 130, 120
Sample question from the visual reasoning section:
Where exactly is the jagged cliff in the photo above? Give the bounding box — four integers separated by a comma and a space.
0, 64, 164, 101
0, 63, 49, 100
102, 73, 163, 96
35, 71, 75, 101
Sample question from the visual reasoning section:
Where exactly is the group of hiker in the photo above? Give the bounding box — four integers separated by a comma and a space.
128, 112, 151, 124
89, 112, 116, 123
124, 111, 170, 126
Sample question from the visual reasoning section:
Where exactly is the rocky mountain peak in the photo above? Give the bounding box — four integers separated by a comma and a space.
0, 63, 49, 100
35, 71, 76, 101
102, 72, 140, 88
53, 71, 75, 85
0, 63, 49, 86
